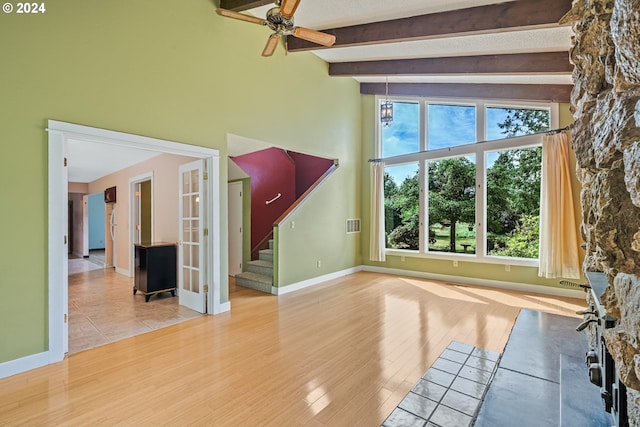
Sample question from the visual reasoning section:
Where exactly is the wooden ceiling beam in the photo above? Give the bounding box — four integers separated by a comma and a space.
219, 0, 272, 12
330, 52, 571, 76
287, 0, 573, 52
360, 83, 572, 103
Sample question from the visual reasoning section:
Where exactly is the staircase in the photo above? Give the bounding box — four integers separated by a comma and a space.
234, 240, 273, 294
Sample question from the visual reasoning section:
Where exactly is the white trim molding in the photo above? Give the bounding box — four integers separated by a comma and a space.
0, 352, 49, 380
362, 265, 584, 299
272, 266, 364, 295
272, 264, 583, 298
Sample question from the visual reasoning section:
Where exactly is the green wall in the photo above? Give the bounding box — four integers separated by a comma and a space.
0, 0, 361, 363
359, 96, 584, 291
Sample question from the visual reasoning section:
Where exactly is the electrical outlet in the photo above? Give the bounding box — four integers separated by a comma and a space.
291, 221, 295, 229
505, 264, 511, 272
453, 260, 459, 267
317, 260, 321, 268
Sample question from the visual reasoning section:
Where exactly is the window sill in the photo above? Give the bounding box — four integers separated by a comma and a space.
384, 249, 539, 268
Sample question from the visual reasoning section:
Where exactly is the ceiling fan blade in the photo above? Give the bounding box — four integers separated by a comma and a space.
292, 27, 336, 47
216, 8, 268, 26
279, 0, 301, 19
262, 34, 281, 57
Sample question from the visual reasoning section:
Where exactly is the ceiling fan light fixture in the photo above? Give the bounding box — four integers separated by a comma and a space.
216, 0, 334, 57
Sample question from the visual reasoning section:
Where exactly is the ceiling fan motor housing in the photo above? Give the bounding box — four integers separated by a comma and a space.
267, 7, 295, 32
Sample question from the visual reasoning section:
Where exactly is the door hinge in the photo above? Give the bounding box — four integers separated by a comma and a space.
203, 172, 209, 180
64, 313, 67, 323
64, 157, 68, 167
204, 228, 209, 236
203, 284, 209, 292
64, 235, 67, 245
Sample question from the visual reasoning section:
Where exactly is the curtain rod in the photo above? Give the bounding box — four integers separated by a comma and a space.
368, 124, 573, 163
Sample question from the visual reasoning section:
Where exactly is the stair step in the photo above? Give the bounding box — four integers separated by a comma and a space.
247, 259, 273, 276
268, 239, 274, 250
259, 248, 273, 262
235, 271, 272, 294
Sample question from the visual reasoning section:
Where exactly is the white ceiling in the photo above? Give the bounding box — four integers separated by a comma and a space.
67, 138, 162, 183
249, 0, 573, 85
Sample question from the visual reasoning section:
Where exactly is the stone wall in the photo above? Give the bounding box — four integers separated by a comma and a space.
562, 0, 640, 423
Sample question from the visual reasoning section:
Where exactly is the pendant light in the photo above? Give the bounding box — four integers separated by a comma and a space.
380, 76, 393, 127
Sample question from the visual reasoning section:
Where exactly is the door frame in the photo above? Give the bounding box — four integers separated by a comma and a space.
47, 120, 229, 364
129, 172, 154, 276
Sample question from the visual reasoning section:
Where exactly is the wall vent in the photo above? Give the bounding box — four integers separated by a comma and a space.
346, 219, 361, 234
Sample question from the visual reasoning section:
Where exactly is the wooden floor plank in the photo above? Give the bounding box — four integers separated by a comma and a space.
0, 271, 584, 426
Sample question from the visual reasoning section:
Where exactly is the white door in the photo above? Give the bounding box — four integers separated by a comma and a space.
178, 160, 207, 313
62, 144, 69, 354
228, 182, 243, 276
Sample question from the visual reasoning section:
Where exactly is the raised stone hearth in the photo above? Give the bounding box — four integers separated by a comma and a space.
562, 0, 640, 423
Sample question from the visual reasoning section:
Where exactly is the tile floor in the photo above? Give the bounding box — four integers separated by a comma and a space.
382, 341, 500, 427
68, 259, 201, 354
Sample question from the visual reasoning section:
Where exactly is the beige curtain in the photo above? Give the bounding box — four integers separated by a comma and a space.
538, 132, 581, 279
369, 161, 386, 262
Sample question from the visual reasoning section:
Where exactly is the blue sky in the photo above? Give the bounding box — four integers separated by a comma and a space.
381, 103, 538, 185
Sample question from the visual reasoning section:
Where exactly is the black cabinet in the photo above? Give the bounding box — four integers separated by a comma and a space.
134, 243, 177, 302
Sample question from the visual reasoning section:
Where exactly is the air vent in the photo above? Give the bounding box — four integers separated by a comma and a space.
346, 219, 361, 234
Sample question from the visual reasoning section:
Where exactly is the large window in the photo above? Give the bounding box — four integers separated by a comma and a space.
377, 98, 554, 263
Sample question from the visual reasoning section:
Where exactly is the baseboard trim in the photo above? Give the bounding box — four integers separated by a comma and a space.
212, 301, 231, 314
115, 267, 131, 277
0, 351, 50, 380
272, 266, 364, 295
362, 265, 585, 299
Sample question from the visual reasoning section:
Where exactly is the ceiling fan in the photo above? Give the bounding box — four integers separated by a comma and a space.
216, 0, 336, 57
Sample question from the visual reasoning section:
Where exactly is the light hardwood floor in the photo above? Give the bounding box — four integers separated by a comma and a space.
0, 272, 585, 426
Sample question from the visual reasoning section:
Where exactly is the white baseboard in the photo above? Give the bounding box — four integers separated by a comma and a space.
212, 301, 231, 314
362, 265, 585, 299
115, 267, 131, 277
272, 266, 364, 295
0, 351, 49, 379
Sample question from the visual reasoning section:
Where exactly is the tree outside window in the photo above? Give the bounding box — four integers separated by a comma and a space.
428, 156, 476, 254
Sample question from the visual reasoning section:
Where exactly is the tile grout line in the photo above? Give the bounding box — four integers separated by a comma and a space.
381, 341, 501, 427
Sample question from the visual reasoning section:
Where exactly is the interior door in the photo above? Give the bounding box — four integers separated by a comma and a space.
178, 160, 207, 313
228, 181, 243, 276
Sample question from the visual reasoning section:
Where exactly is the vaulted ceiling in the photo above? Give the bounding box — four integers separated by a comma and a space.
219, 0, 574, 102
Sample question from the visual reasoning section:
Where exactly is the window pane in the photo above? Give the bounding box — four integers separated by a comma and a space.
486, 147, 541, 258
381, 101, 419, 158
427, 156, 476, 254
486, 107, 550, 140
427, 104, 476, 150
384, 163, 419, 250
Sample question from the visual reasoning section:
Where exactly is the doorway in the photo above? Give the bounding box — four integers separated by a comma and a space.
228, 181, 243, 276
48, 120, 228, 363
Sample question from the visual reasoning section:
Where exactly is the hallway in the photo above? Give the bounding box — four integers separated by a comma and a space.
68, 260, 201, 354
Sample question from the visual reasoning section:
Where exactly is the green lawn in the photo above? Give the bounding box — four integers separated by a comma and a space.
429, 222, 476, 253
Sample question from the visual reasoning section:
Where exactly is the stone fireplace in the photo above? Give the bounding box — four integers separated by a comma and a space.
563, 0, 640, 424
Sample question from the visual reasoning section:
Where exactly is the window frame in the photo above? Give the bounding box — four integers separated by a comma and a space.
376, 96, 559, 266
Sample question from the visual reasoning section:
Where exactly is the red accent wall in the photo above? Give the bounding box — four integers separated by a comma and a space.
288, 151, 335, 199
231, 148, 296, 250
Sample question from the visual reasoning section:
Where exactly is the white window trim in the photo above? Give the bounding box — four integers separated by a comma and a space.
376, 96, 559, 267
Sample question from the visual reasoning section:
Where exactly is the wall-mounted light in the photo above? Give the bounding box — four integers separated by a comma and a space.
380, 76, 393, 127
